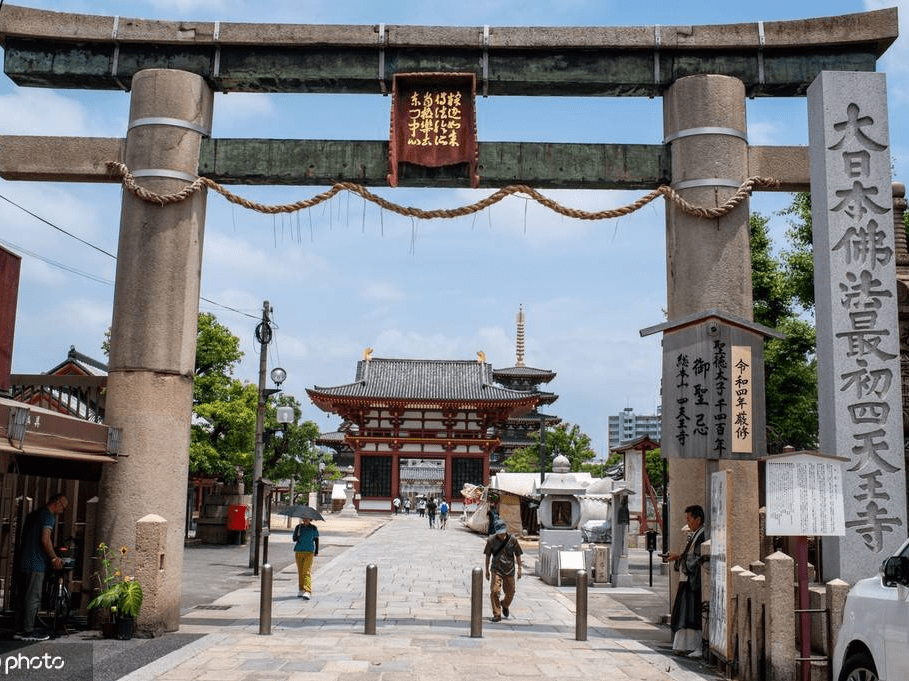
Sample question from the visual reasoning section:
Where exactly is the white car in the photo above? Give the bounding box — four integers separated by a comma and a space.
832, 537, 909, 681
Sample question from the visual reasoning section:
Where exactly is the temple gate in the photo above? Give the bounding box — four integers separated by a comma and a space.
0, 5, 902, 635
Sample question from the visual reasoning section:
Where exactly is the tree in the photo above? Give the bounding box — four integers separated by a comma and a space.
189, 313, 257, 479
503, 422, 596, 473
751, 207, 819, 452
263, 394, 339, 496
760, 190, 909, 450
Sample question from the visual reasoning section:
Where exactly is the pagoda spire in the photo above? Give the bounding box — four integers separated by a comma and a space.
516, 305, 526, 367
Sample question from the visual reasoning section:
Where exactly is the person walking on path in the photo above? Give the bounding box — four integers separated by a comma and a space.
417, 497, 426, 517
484, 518, 523, 622
426, 497, 437, 528
14, 493, 68, 641
439, 499, 449, 529
665, 504, 708, 658
292, 517, 319, 599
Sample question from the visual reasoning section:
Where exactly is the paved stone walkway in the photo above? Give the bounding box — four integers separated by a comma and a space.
125, 513, 718, 680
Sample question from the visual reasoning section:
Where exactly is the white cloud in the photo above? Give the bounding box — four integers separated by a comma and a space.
360, 281, 404, 303
0, 90, 124, 137
212, 93, 276, 134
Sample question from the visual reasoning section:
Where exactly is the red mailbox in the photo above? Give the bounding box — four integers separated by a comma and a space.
226, 504, 248, 531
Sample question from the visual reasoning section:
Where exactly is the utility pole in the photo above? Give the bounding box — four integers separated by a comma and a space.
249, 300, 271, 569
539, 412, 546, 485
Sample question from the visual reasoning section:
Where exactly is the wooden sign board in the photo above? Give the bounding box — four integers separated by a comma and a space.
388, 72, 479, 187
659, 318, 768, 460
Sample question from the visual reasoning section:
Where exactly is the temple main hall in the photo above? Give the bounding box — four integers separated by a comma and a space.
308, 350, 552, 512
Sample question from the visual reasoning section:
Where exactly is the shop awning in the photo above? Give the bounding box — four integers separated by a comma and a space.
0, 397, 118, 480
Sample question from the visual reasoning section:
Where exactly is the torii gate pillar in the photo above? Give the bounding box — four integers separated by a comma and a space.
662, 74, 760, 578
99, 69, 213, 633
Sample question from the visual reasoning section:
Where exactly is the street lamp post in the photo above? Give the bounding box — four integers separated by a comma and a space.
248, 300, 287, 570
539, 412, 546, 484
317, 460, 326, 510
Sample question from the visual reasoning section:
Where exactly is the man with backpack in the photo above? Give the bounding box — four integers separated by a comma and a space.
484, 519, 523, 622
439, 499, 450, 529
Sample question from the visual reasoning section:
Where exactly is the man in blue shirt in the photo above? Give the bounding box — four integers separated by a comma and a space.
15, 493, 68, 641
292, 517, 319, 599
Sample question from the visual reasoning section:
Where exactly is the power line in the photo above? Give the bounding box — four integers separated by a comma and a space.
0, 193, 116, 258
0, 191, 260, 320
0, 236, 113, 285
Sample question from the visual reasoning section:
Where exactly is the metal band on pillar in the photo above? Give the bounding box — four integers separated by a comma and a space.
110, 16, 128, 92
212, 21, 221, 79
663, 127, 748, 144
377, 23, 387, 95
482, 25, 490, 98
652, 25, 661, 96
757, 21, 765, 92
129, 117, 212, 137
131, 168, 200, 183
672, 178, 744, 190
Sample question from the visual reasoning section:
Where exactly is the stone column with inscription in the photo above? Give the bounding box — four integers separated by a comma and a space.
99, 69, 213, 632
808, 71, 907, 583
660, 76, 762, 658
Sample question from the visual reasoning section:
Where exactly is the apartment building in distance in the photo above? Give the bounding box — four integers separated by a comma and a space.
608, 406, 661, 451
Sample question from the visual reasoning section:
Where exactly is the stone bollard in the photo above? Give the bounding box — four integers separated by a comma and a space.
471, 567, 483, 638
765, 552, 796, 681
259, 564, 272, 635
365, 564, 377, 635
134, 514, 167, 636
750, 573, 766, 681
575, 570, 588, 641
732, 566, 754, 679
825, 579, 850, 657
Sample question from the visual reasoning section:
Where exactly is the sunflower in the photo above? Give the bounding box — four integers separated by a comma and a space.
120, 545, 129, 556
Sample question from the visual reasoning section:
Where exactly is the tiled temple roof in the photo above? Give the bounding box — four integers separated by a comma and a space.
492, 365, 556, 382
310, 358, 535, 403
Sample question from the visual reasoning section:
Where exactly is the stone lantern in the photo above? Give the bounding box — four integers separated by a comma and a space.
340, 465, 359, 516
535, 453, 589, 584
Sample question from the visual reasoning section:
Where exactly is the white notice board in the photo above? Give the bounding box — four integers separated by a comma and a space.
765, 452, 846, 536
708, 470, 730, 659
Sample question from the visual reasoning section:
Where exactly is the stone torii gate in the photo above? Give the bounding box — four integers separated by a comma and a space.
0, 5, 901, 632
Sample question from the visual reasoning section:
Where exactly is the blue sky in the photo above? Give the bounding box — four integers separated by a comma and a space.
1, 0, 907, 457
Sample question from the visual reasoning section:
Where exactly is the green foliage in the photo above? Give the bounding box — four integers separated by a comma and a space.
190, 313, 260, 479
87, 543, 143, 618
504, 423, 596, 472
263, 394, 339, 492
190, 380, 258, 478
751, 198, 818, 452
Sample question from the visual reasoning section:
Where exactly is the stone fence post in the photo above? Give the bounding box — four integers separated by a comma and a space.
826, 579, 850, 660
134, 514, 168, 635
765, 551, 796, 681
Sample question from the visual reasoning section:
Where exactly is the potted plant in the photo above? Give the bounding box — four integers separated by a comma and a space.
87, 542, 143, 639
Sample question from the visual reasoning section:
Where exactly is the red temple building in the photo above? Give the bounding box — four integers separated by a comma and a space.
307, 352, 538, 512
